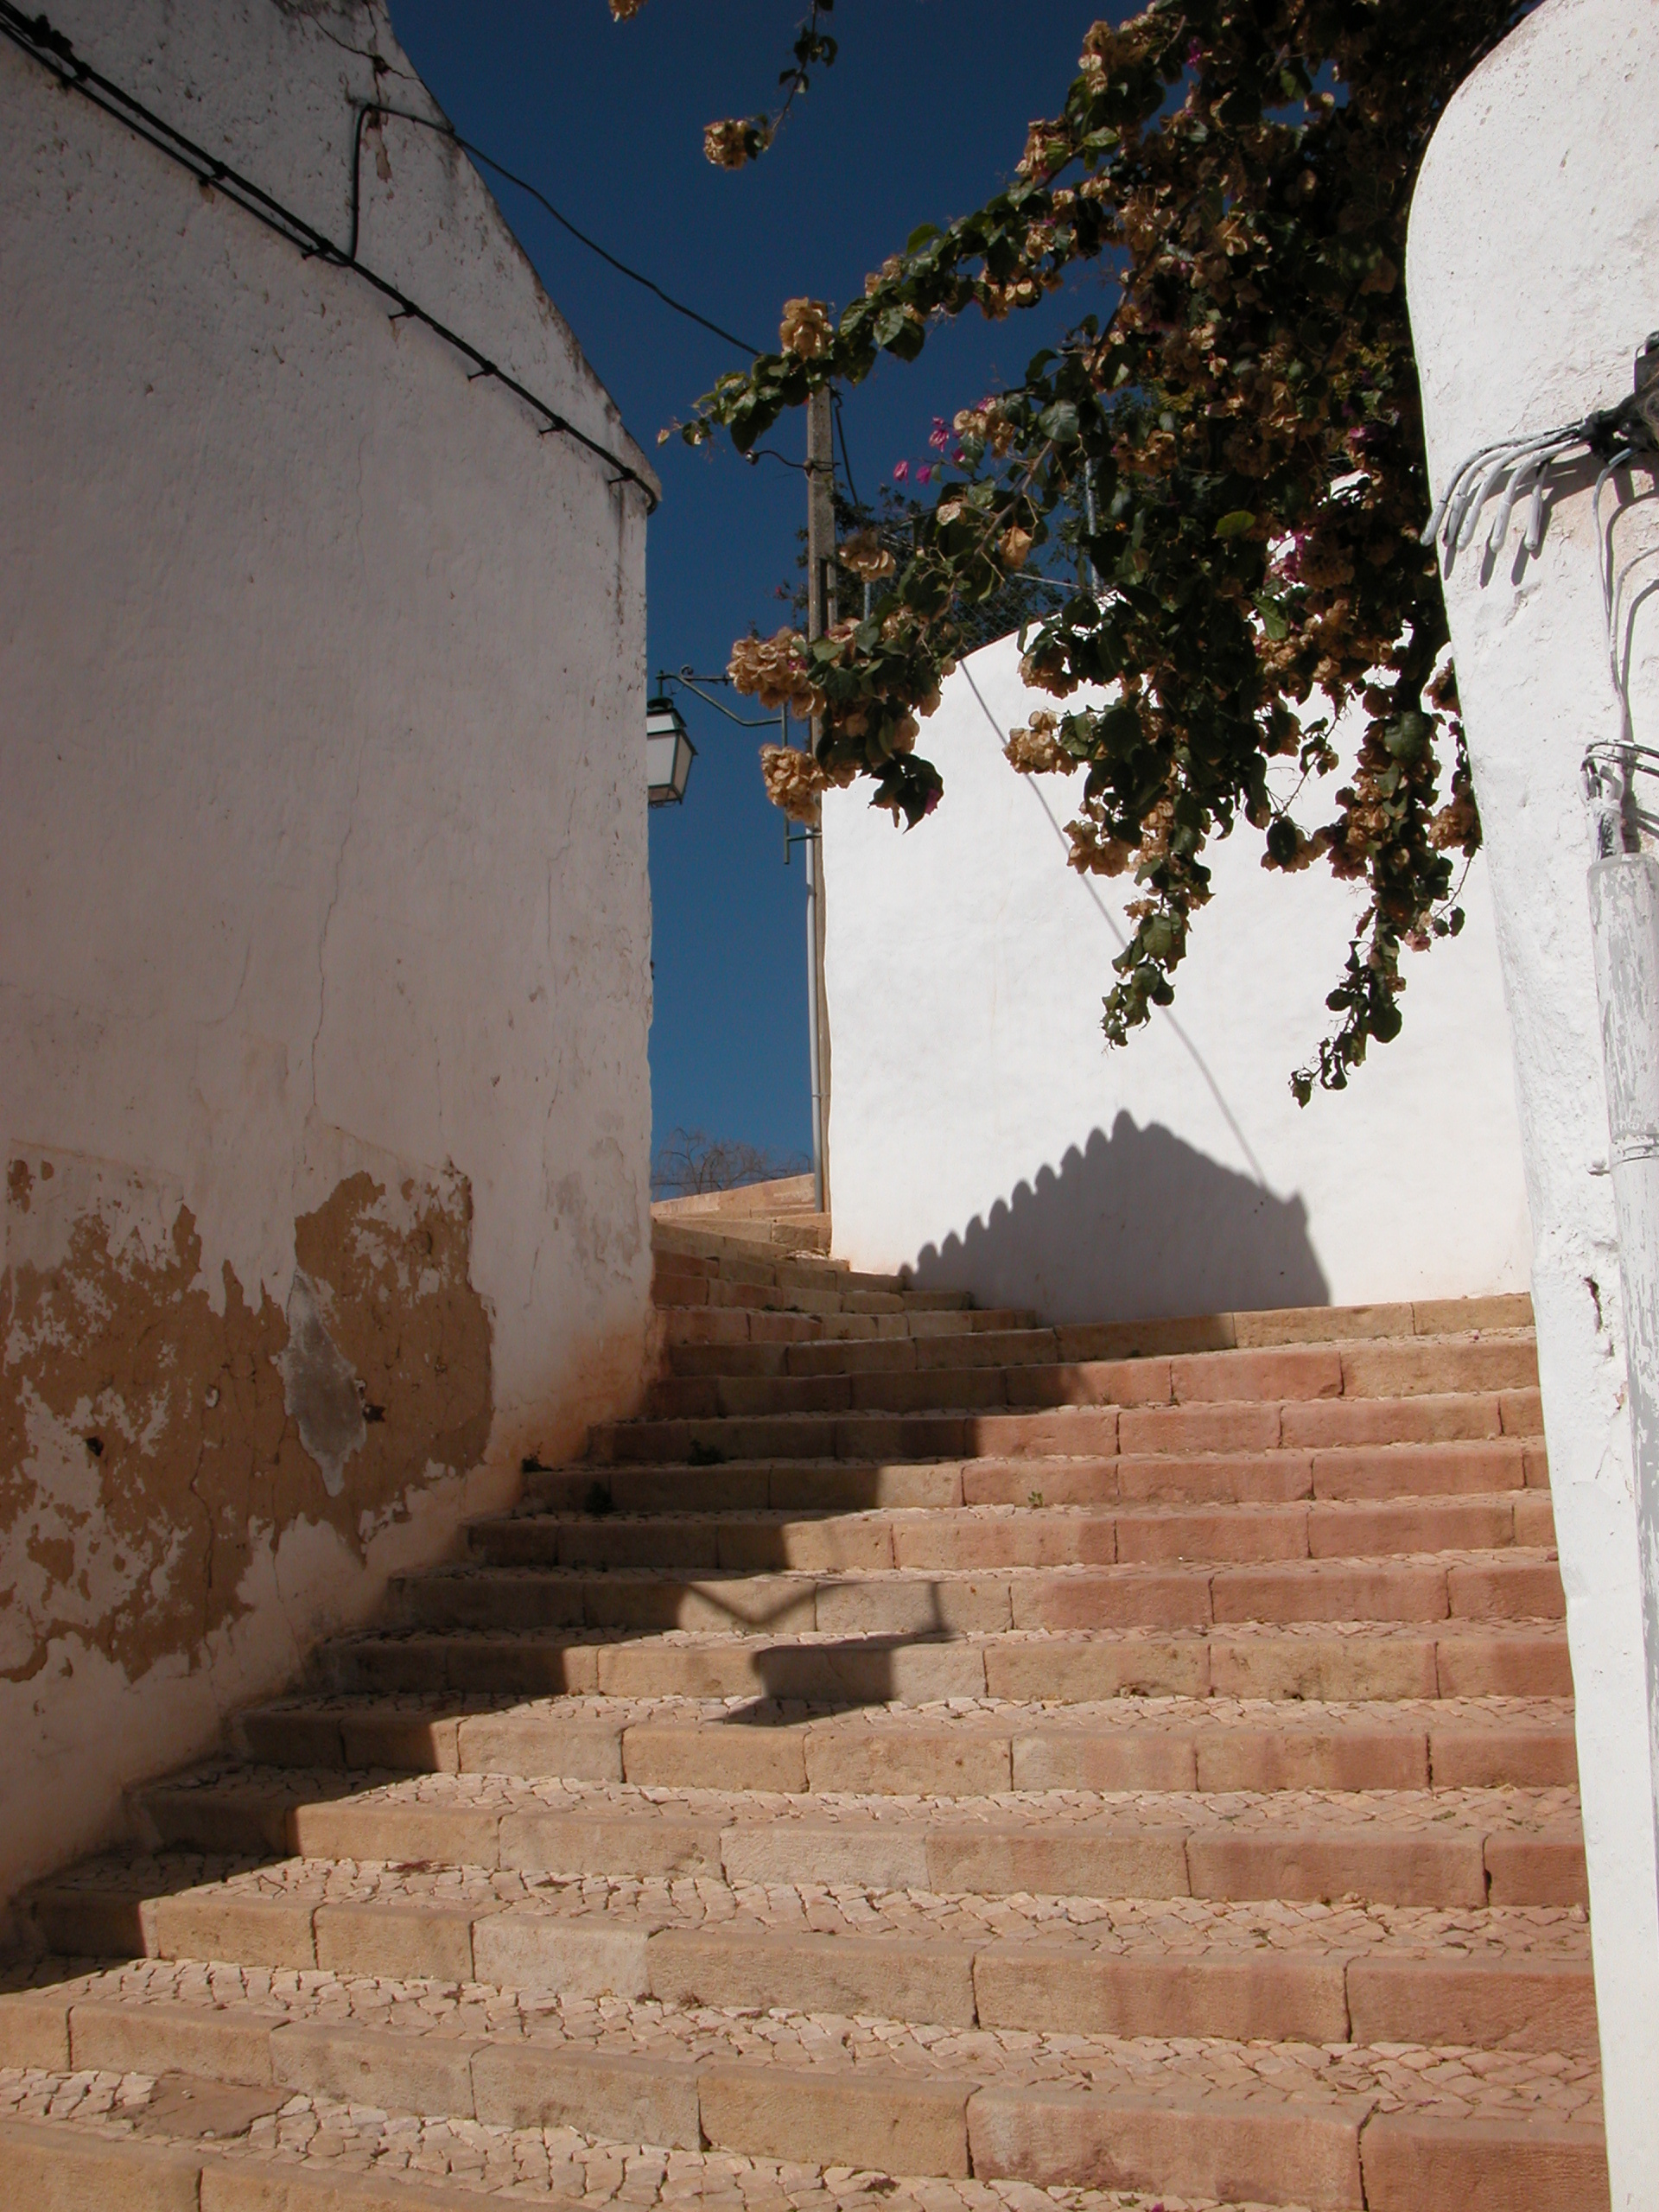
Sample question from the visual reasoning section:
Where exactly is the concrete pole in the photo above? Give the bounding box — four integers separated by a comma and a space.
804, 385, 835, 1220
1587, 843, 1659, 1907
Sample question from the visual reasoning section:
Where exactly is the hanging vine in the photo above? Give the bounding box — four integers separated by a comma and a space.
651, 1, 1530, 1099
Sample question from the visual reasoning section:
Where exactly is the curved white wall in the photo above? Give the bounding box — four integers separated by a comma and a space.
823, 632, 1529, 1323
1408, 2, 1659, 2196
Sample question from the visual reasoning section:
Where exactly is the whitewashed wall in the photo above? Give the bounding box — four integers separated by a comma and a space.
1408, 1, 1659, 2197
823, 632, 1529, 1321
0, 0, 656, 1911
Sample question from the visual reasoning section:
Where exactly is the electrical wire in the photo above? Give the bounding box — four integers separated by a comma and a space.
831, 389, 861, 510
359, 103, 761, 358
0, 1, 660, 510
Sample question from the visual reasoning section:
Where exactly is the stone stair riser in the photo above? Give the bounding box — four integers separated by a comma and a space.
665, 1327, 1540, 1382
238, 1705, 1578, 1795
4, 1932, 1599, 2069
109, 1793, 1589, 1911
388, 1550, 1565, 1639
643, 1340, 1539, 1422
591, 1390, 1546, 1466
527, 1437, 1550, 1516
661, 1306, 1040, 1349
468, 1495, 1554, 1573
321, 1621, 1573, 1704
0, 2101, 1608, 2212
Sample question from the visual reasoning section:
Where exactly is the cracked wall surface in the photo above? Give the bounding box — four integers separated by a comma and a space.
2, 1152, 491, 1688
0, 0, 656, 1908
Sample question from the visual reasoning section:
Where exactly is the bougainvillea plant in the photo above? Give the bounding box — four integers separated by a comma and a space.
641, 1, 1532, 1100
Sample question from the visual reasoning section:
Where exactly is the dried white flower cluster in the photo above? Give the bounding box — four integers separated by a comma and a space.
729, 629, 824, 720
779, 298, 834, 359
839, 530, 896, 583
1003, 708, 1071, 775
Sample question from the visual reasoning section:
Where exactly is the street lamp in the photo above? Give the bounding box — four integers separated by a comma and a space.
646, 694, 696, 806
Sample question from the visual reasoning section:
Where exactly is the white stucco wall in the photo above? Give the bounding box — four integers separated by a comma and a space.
1408, 2, 1659, 2196
823, 632, 1529, 1322
0, 0, 655, 1910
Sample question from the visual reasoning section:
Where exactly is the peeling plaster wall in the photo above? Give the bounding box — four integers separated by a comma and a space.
1407, 3, 1659, 2195
823, 633, 1529, 1321
0, 0, 655, 1907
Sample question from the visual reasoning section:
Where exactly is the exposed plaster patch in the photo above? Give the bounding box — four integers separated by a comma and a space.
276, 1269, 365, 1497
1, 1149, 492, 1688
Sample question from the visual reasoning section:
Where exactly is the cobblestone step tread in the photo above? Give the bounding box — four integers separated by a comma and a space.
0, 2077, 1352, 2212
0, 1962, 1608, 2208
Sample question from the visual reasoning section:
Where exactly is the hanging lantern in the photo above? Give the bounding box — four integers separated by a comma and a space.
646, 694, 696, 806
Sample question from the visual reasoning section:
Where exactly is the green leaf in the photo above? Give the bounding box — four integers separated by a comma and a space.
1215, 512, 1256, 539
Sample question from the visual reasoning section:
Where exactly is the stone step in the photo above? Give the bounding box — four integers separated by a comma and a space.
655, 1281, 1535, 1354
667, 1325, 1071, 1376
104, 1769, 1586, 1909
591, 1387, 1545, 1466
467, 1495, 1554, 1574
321, 1618, 1573, 1705
4, 1867, 1596, 2056
527, 1434, 1549, 1515
385, 1548, 1565, 1640
643, 1336, 1540, 1422
0, 1974, 1606, 2209
652, 1212, 834, 1259
237, 1690, 1578, 1795
0, 2101, 1520, 2212
661, 1304, 1039, 1349
995, 1293, 1535, 1361
664, 1325, 1540, 1388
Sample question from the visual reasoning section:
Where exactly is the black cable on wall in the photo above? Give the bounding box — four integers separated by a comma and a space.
0, 1, 661, 510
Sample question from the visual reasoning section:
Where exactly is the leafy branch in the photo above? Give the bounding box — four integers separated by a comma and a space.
609, 0, 838, 169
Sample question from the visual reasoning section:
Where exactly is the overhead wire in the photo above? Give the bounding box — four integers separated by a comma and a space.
359, 103, 762, 359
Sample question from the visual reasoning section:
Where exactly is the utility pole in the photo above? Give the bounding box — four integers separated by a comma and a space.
804, 385, 834, 1220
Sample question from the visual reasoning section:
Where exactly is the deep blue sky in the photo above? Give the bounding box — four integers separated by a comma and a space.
387, 2, 1115, 1164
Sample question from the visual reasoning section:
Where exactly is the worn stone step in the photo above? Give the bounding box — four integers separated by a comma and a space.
669, 1319, 1540, 1384
667, 1327, 1065, 1377
0, 1959, 1603, 2209
661, 1305, 1039, 1351
590, 1388, 1545, 1467
3, 1865, 1596, 2056
236, 1689, 1578, 1796
387, 1548, 1565, 1641
319, 1617, 1573, 1706
1027, 1294, 1535, 1361
643, 1336, 1539, 1423
526, 1435, 1548, 1516
99, 1767, 1588, 1910
651, 1217, 840, 1264
0, 2076, 1610, 2212
651, 1253, 976, 1321
468, 1495, 1554, 1575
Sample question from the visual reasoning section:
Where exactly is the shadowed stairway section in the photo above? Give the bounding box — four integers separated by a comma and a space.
0, 1220, 1604, 2212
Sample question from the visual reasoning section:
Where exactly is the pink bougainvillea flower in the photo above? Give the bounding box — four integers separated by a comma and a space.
924, 787, 942, 815
1186, 37, 1201, 65
893, 460, 909, 481
929, 416, 951, 451
951, 448, 965, 466
916, 464, 932, 484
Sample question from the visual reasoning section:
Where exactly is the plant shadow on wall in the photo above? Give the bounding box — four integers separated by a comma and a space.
912, 1114, 1330, 1327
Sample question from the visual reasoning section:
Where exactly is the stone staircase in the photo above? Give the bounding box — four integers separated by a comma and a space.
0, 1224, 1605, 2211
